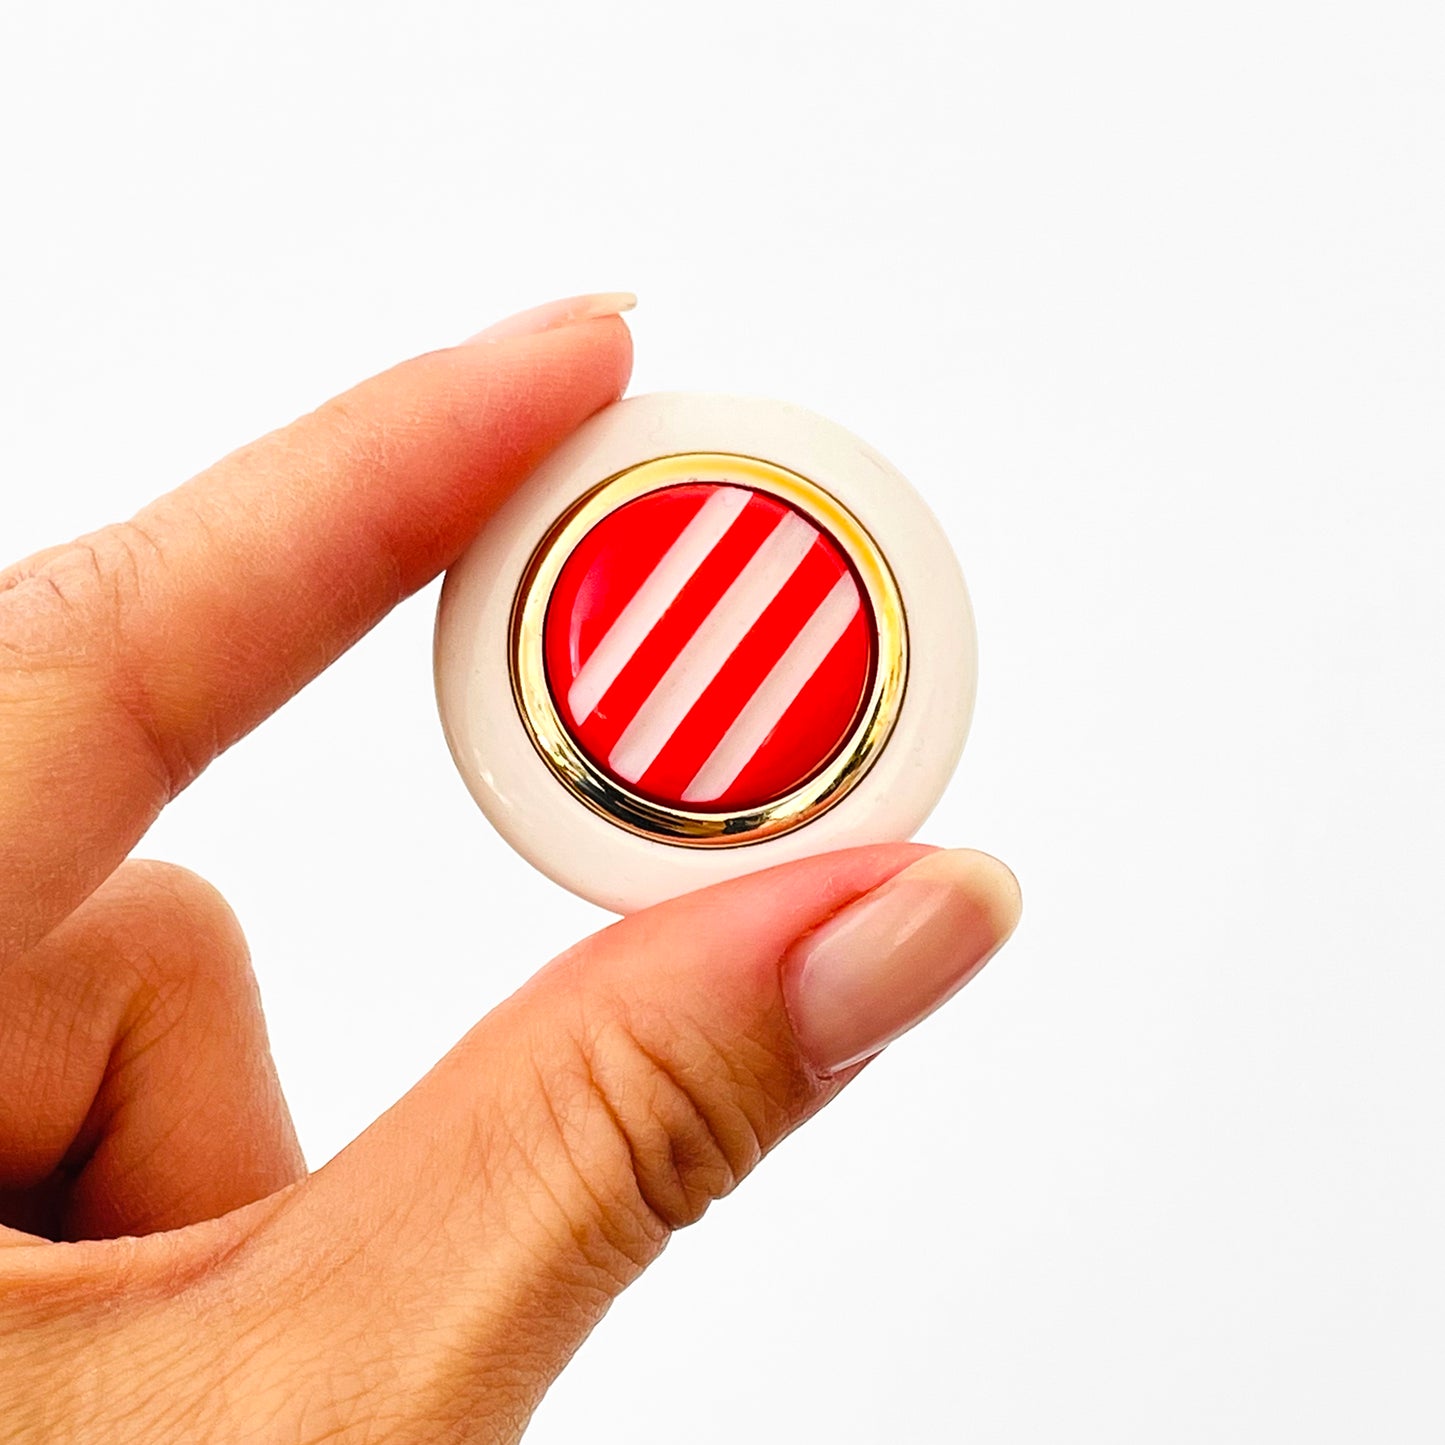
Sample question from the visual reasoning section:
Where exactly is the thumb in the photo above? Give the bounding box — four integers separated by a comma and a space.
231, 844, 1020, 1436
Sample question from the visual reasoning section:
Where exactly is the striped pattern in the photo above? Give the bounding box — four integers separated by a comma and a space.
544, 482, 873, 811
567, 488, 750, 726
681, 574, 862, 804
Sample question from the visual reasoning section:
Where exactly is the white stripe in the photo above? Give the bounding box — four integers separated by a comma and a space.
681, 575, 862, 804
608, 512, 818, 784
566, 487, 751, 725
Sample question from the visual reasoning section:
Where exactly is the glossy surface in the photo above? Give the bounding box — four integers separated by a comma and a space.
436, 392, 975, 914
543, 482, 875, 812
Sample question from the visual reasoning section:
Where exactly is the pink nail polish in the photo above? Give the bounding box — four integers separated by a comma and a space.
466, 292, 637, 344
783, 850, 1022, 1075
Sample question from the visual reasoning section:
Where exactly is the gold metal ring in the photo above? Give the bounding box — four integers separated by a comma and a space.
510, 452, 908, 847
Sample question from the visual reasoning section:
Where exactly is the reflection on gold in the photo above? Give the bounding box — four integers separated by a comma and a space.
511, 453, 908, 847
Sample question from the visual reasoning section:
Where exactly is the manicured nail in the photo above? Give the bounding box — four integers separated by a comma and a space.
466, 292, 637, 344
784, 850, 1022, 1075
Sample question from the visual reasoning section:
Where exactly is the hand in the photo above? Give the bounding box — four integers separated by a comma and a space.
0, 296, 1021, 1443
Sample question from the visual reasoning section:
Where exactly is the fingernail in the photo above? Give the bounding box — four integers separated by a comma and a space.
465, 292, 637, 344
784, 850, 1022, 1075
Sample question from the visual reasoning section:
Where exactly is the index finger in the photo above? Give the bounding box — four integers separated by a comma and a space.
0, 301, 634, 964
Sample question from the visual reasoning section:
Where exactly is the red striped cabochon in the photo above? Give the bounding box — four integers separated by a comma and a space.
543, 482, 877, 813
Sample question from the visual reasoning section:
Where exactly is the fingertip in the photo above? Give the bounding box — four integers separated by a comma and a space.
782, 847, 1022, 1076
462, 292, 638, 345
329, 313, 635, 593
900, 848, 1023, 946
635, 842, 936, 950
449, 310, 635, 427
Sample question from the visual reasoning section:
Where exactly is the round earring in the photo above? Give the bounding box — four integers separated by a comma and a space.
435, 392, 975, 914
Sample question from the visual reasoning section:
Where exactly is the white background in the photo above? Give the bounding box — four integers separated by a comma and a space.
2, 2, 1442, 1439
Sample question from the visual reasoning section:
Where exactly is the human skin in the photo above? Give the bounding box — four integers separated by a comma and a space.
0, 296, 1020, 1442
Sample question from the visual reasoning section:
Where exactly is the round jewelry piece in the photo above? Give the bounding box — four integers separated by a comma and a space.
436, 393, 975, 913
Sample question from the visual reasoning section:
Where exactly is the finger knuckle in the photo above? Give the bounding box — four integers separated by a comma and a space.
0, 524, 157, 651
0, 522, 196, 798
537, 1000, 802, 1248
105, 861, 256, 1010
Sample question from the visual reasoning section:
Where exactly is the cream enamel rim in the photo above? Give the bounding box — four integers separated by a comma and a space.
509, 453, 909, 846
435, 392, 977, 915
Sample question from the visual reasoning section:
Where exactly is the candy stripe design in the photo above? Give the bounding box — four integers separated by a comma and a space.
680, 573, 862, 803
546, 481, 873, 811
566, 486, 751, 726
607, 511, 817, 784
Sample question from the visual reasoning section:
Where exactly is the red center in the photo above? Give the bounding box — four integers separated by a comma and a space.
543, 482, 876, 813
